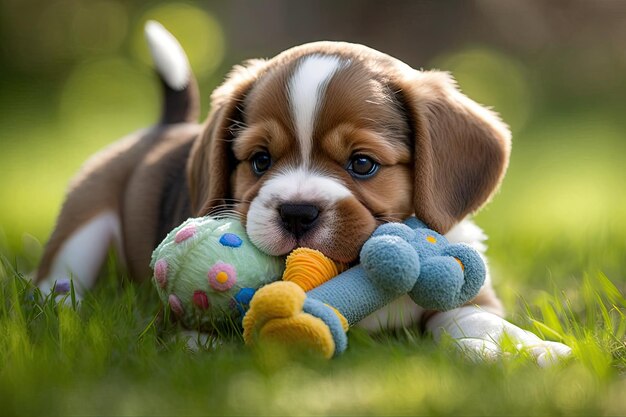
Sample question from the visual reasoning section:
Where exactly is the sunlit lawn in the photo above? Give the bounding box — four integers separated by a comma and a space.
1, 44, 626, 415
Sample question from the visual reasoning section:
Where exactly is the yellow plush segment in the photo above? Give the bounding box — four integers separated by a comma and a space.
426, 236, 437, 244
283, 248, 347, 291
327, 305, 349, 332
243, 281, 306, 345
258, 313, 336, 359
242, 311, 258, 345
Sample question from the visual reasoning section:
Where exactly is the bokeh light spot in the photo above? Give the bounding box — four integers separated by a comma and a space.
59, 57, 158, 136
477, 115, 626, 235
1, 0, 128, 72
70, 0, 128, 54
431, 48, 531, 132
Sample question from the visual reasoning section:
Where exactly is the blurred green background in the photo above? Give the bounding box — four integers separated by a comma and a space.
1, 0, 625, 297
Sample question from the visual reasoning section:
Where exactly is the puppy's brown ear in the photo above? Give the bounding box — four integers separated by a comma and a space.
397, 70, 511, 233
187, 59, 267, 215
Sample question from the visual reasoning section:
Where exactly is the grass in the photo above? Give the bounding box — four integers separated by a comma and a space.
1, 248, 625, 416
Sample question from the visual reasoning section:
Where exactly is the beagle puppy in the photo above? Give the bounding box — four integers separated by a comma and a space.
36, 22, 571, 365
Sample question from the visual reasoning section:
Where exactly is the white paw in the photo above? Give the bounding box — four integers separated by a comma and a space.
455, 337, 572, 368
428, 306, 573, 367
521, 340, 572, 367
453, 336, 572, 366
453, 337, 502, 362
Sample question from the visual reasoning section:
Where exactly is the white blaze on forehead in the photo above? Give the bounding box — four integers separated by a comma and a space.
288, 55, 343, 164
260, 167, 352, 203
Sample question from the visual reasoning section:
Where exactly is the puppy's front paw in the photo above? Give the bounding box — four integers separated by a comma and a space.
521, 340, 572, 367
428, 306, 572, 367
451, 337, 502, 363
452, 336, 572, 367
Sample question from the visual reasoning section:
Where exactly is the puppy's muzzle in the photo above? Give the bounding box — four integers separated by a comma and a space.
279, 203, 320, 238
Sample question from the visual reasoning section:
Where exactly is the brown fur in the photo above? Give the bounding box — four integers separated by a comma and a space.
187, 59, 270, 215
396, 71, 511, 234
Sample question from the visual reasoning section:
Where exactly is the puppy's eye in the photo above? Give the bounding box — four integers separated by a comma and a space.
347, 155, 379, 178
251, 151, 272, 175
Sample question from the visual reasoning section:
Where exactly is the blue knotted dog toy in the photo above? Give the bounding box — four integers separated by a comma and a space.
243, 216, 486, 358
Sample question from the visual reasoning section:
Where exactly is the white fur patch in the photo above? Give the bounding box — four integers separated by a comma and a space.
144, 20, 190, 91
247, 167, 352, 255
262, 167, 352, 203
357, 295, 425, 332
38, 211, 122, 298
444, 218, 488, 254
288, 55, 343, 164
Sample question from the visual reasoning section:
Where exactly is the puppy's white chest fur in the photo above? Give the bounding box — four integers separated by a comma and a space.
356, 218, 488, 332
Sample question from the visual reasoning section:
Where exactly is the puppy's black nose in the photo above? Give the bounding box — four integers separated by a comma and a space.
279, 204, 320, 238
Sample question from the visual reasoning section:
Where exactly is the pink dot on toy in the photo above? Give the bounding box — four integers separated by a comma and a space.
175, 224, 197, 243
208, 262, 237, 292
192, 290, 210, 310
154, 259, 168, 288
168, 294, 184, 317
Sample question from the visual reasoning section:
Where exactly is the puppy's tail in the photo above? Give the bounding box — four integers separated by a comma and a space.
144, 20, 200, 124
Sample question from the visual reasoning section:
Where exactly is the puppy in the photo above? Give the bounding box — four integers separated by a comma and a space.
36, 22, 571, 365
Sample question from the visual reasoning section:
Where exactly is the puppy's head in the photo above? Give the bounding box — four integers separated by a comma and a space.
188, 42, 511, 263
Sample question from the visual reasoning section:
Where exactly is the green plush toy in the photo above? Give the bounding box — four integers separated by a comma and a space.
150, 216, 284, 330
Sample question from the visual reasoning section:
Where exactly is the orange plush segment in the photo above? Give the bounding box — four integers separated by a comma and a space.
283, 248, 347, 291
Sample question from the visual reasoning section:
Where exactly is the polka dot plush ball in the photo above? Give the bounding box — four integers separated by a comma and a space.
150, 217, 285, 330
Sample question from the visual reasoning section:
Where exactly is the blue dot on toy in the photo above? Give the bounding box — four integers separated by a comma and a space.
219, 233, 243, 248
234, 287, 257, 315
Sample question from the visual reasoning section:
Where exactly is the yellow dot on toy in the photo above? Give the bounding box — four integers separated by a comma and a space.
454, 257, 465, 271
283, 248, 347, 292
426, 236, 437, 244
216, 271, 229, 283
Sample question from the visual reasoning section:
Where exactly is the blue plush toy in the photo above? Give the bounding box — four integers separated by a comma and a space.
243, 216, 487, 358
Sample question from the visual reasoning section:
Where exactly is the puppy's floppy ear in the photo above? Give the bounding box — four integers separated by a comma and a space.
187, 59, 267, 215
396, 70, 511, 233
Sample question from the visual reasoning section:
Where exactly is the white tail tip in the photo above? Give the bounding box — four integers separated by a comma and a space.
144, 20, 190, 91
